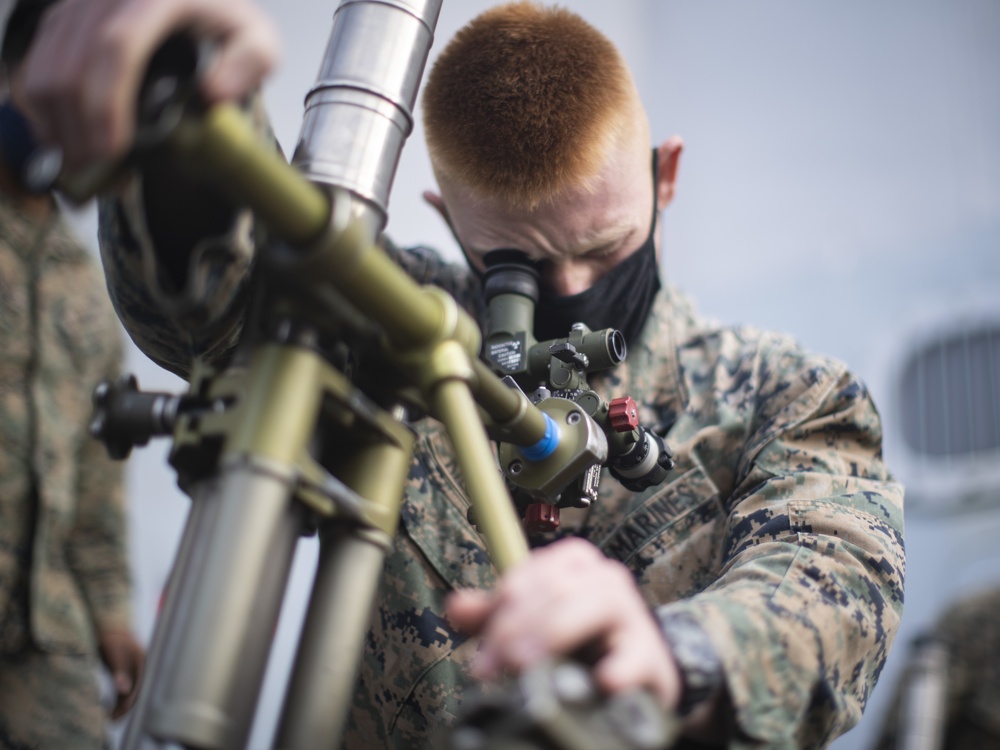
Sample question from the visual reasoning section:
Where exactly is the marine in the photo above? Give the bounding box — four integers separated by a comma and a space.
15, 0, 905, 747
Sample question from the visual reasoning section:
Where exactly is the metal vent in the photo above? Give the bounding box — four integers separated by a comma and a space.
899, 325, 1000, 459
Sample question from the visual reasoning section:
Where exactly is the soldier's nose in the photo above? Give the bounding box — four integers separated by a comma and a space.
542, 261, 594, 296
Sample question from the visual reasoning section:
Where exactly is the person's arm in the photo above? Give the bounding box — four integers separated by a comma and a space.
446, 537, 686, 708
65, 307, 144, 719
450, 338, 905, 747
20, 0, 280, 171
14, 0, 279, 377
656, 342, 904, 746
66, 322, 131, 634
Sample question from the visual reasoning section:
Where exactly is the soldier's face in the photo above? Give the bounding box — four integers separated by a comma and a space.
435, 133, 681, 297
439, 143, 650, 296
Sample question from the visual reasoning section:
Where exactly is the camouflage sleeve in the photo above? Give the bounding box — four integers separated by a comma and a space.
926, 587, 1000, 738
95, 96, 476, 379
98, 201, 473, 379
96, 96, 276, 378
98, 180, 475, 381
97, 177, 254, 379
870, 586, 1000, 750
65, 314, 133, 633
657, 338, 905, 749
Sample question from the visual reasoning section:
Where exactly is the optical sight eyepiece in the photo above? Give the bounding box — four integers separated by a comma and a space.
481, 249, 540, 304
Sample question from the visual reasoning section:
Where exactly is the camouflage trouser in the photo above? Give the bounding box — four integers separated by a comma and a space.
0, 647, 106, 750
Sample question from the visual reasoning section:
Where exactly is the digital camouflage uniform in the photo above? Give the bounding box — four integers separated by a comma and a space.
871, 586, 1000, 750
0, 193, 132, 749
98, 160, 906, 749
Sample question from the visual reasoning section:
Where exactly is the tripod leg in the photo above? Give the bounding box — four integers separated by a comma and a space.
140, 463, 305, 750
433, 378, 528, 573
898, 636, 949, 750
274, 436, 413, 750
120, 482, 216, 750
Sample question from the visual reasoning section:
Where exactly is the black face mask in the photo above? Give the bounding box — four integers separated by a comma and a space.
533, 151, 661, 346
533, 221, 659, 345
463, 150, 661, 346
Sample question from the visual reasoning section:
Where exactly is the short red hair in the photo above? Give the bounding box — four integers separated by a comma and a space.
422, 2, 640, 210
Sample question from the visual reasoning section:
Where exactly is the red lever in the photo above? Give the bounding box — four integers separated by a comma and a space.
524, 503, 560, 532
608, 396, 639, 432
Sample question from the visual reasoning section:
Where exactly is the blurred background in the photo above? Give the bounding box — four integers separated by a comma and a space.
59, 1, 1000, 747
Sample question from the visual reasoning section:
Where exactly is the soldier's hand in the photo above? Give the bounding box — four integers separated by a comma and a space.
20, 0, 280, 171
446, 537, 683, 710
98, 627, 145, 720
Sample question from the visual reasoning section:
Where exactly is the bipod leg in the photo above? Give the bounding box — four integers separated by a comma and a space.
149, 465, 306, 749
122, 343, 335, 749
274, 434, 414, 750
120, 482, 215, 750
432, 375, 529, 574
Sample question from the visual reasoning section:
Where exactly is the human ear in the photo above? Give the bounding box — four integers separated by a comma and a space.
655, 136, 683, 210
422, 189, 482, 269
422, 189, 451, 224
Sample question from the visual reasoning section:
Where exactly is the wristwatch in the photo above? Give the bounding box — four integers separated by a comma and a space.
657, 611, 724, 715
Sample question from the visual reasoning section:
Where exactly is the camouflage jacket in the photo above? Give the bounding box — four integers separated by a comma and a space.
0, 193, 131, 656
99, 169, 905, 749
872, 586, 1000, 750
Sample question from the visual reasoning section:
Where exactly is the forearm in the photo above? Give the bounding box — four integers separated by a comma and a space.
66, 332, 134, 631
656, 365, 905, 747
658, 525, 902, 747
67, 507, 133, 633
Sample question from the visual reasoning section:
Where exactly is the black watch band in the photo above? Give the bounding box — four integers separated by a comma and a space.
657, 610, 723, 715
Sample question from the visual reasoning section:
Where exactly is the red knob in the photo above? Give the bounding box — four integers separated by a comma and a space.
608, 396, 639, 432
524, 503, 560, 532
